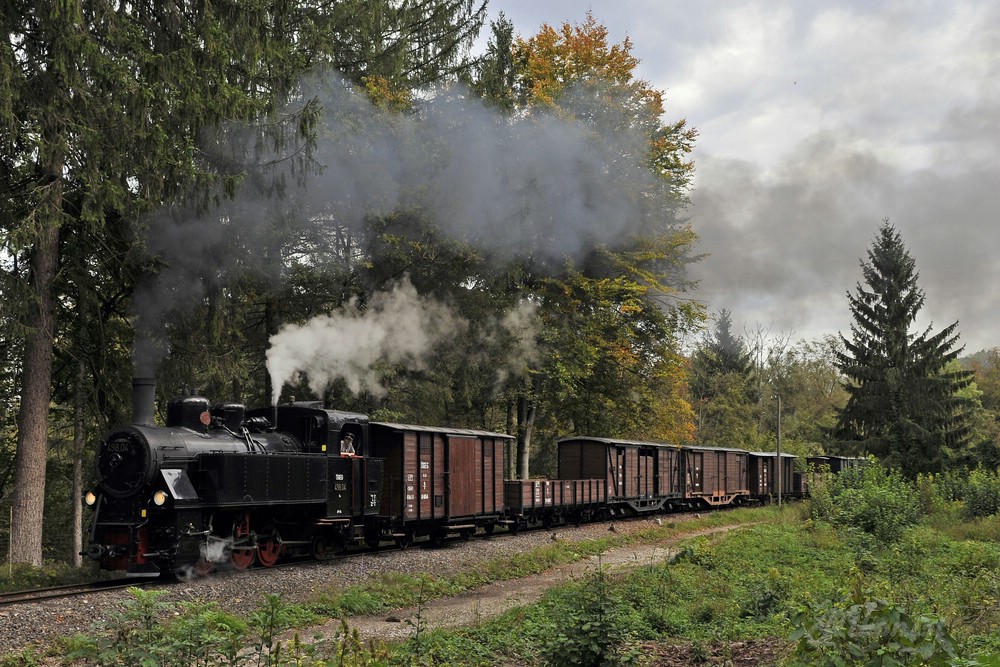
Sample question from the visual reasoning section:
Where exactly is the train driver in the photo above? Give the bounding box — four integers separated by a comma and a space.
340, 433, 356, 456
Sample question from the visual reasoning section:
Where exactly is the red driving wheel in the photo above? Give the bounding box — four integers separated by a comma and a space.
229, 514, 255, 570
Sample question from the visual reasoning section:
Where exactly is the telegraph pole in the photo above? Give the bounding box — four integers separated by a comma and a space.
775, 395, 782, 508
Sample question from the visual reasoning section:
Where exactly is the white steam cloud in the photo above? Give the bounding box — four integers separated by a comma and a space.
266, 278, 464, 404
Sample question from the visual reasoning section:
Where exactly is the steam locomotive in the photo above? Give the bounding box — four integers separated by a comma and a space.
84, 379, 849, 577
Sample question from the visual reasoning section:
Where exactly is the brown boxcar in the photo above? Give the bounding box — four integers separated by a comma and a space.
557, 437, 683, 513
682, 445, 749, 507
746, 451, 796, 500
368, 422, 511, 546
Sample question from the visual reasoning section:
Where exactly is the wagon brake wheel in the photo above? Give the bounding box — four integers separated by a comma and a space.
229, 513, 256, 570
257, 529, 282, 568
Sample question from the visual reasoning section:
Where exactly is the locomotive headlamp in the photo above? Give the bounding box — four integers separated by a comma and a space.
152, 490, 168, 506
84, 491, 98, 506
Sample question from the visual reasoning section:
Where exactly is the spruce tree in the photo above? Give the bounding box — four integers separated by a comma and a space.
690, 309, 757, 445
833, 221, 973, 475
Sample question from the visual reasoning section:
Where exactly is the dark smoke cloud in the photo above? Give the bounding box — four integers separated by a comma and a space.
133, 73, 668, 383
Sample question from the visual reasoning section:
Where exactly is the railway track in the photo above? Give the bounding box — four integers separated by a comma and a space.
0, 509, 704, 610
0, 578, 142, 608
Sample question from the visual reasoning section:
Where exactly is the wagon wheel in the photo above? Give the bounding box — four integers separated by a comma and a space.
364, 530, 381, 549
229, 513, 256, 570
312, 531, 346, 560
460, 528, 474, 542
394, 530, 414, 550
310, 535, 328, 561
429, 528, 447, 547
483, 523, 495, 536
257, 530, 282, 568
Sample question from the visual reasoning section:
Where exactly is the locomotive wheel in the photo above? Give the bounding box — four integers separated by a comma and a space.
194, 557, 215, 576
229, 514, 256, 570
257, 533, 282, 568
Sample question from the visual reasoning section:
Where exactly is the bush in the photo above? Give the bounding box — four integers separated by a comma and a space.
789, 573, 966, 666
810, 462, 921, 543
964, 469, 1000, 519
535, 568, 641, 667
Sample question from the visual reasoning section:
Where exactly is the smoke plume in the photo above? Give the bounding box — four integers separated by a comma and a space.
134, 72, 669, 388
266, 278, 464, 404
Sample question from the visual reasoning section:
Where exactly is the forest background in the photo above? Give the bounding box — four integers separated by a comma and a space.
1, 1, 999, 568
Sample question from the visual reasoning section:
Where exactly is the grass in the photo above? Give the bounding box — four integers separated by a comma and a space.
306, 506, 772, 619
379, 505, 1000, 666
17, 500, 1000, 665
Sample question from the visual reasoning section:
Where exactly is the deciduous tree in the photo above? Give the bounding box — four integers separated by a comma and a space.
497, 12, 701, 472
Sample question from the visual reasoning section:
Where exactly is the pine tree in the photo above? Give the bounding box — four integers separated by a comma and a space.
690, 309, 757, 446
833, 221, 973, 475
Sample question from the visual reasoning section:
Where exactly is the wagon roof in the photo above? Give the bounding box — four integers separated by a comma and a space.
372, 421, 514, 440
557, 436, 758, 455
557, 435, 684, 449
745, 450, 798, 458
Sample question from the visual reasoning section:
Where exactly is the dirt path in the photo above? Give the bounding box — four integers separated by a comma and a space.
294, 523, 747, 645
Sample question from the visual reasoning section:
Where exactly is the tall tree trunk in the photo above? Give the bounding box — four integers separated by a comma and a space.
11, 201, 61, 566
516, 394, 535, 480
72, 359, 85, 568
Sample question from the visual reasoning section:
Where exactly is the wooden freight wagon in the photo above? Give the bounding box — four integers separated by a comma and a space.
682, 445, 749, 507
557, 437, 683, 514
504, 478, 606, 529
746, 451, 797, 501
368, 422, 511, 547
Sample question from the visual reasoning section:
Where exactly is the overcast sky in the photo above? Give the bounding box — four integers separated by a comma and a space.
486, 0, 1000, 353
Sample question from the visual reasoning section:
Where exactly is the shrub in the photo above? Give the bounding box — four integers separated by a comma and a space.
964, 469, 1000, 519
536, 568, 641, 667
810, 462, 921, 543
788, 573, 965, 666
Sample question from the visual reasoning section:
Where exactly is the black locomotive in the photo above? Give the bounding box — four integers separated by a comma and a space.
84, 379, 854, 577
85, 378, 384, 575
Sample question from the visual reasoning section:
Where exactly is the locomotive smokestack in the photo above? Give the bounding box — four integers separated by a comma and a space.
132, 377, 156, 426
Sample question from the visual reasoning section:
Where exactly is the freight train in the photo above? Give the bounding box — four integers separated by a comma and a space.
83, 379, 856, 577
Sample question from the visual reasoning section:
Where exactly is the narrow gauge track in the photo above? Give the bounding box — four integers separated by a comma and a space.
0, 578, 143, 608
0, 509, 707, 611
183, 506, 709, 576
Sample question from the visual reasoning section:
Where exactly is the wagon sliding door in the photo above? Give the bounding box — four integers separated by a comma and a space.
405, 431, 445, 520
687, 451, 704, 494
446, 435, 504, 518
